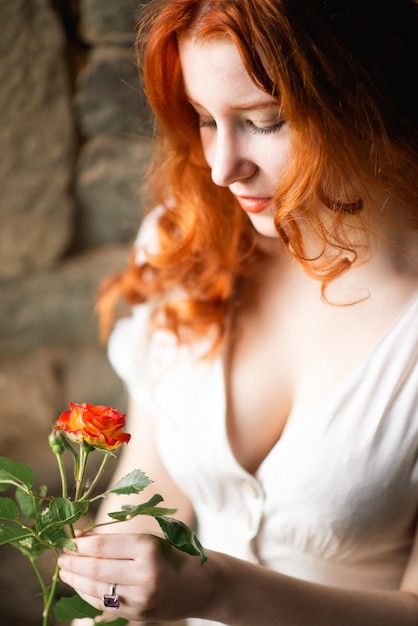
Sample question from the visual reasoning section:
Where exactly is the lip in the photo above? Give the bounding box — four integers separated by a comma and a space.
234, 195, 273, 214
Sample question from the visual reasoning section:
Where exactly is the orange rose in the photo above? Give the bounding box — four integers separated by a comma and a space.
55, 402, 131, 451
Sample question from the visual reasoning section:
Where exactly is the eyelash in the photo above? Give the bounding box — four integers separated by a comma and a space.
248, 120, 285, 135
198, 120, 216, 129
198, 119, 285, 135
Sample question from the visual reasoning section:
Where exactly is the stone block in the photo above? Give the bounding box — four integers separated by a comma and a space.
79, 0, 145, 44
0, 0, 75, 278
75, 45, 153, 137
62, 344, 127, 413
0, 245, 130, 354
75, 134, 155, 246
0, 351, 60, 487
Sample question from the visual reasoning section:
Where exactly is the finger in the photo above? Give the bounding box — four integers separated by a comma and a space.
76, 590, 125, 618
58, 553, 135, 586
71, 532, 152, 559
59, 570, 141, 622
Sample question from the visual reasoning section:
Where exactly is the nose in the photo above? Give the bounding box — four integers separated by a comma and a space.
209, 128, 257, 187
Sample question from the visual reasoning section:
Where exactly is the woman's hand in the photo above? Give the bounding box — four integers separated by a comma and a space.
58, 532, 215, 624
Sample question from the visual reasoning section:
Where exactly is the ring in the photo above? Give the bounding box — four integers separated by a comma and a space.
102, 583, 120, 609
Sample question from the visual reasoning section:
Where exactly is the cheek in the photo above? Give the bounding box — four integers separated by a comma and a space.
265, 138, 291, 180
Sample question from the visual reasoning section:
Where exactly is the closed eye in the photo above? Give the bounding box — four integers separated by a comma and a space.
247, 119, 286, 135
198, 118, 285, 135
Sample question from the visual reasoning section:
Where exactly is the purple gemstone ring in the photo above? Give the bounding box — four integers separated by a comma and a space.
102, 583, 120, 609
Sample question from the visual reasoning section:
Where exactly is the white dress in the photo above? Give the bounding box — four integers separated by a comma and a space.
108, 216, 418, 625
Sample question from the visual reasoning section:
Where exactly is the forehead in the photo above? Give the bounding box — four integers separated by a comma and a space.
178, 36, 277, 110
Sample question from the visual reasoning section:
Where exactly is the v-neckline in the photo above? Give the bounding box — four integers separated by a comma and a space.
219, 287, 418, 479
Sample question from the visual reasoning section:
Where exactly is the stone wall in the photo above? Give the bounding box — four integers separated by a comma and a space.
0, 1, 155, 623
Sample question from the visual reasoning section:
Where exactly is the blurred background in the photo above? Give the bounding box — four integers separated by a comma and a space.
0, 0, 155, 623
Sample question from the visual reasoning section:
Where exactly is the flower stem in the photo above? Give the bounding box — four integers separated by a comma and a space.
74, 444, 91, 501
89, 519, 121, 530
81, 453, 111, 501
55, 450, 68, 499
67, 521, 76, 539
42, 556, 60, 626
29, 556, 47, 604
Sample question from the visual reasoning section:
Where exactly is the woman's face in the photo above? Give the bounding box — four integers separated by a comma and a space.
179, 36, 291, 238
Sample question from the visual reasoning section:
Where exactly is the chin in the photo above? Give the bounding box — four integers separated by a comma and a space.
247, 213, 280, 239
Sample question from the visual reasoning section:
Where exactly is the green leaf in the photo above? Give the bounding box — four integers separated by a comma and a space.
0, 523, 48, 558
0, 525, 34, 546
107, 494, 177, 522
105, 469, 153, 496
36, 498, 89, 536
155, 516, 208, 565
15, 534, 49, 559
106, 507, 134, 522
54, 594, 102, 621
0, 497, 19, 520
39, 526, 73, 548
96, 619, 130, 625
54, 536, 77, 551
0, 457, 34, 488
15, 487, 43, 519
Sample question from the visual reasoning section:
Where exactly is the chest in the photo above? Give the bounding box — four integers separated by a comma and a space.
225, 274, 418, 475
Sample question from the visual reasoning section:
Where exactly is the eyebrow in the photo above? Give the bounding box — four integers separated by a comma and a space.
186, 95, 279, 112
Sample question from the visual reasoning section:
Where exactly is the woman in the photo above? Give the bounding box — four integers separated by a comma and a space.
59, 0, 418, 624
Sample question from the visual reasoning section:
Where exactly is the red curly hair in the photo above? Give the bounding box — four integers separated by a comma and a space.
98, 0, 418, 348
